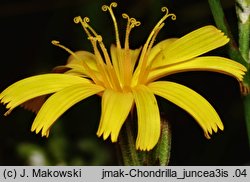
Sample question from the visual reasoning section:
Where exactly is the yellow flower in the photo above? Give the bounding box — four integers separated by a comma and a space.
0, 2, 247, 151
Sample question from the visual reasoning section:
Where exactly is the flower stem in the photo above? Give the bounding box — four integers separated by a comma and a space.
208, 0, 250, 147
118, 113, 172, 165
118, 115, 140, 165
208, 0, 247, 68
152, 117, 171, 165
236, 0, 250, 148
236, 0, 250, 61
244, 95, 250, 147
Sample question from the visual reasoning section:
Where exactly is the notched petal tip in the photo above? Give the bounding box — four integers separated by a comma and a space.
136, 145, 152, 151
35, 128, 41, 135
204, 132, 211, 139
103, 131, 111, 140
4, 109, 12, 116
97, 130, 118, 143
212, 26, 230, 45
31, 125, 49, 138
204, 122, 224, 139
42, 128, 50, 137
217, 121, 224, 131
111, 135, 118, 143
96, 131, 112, 142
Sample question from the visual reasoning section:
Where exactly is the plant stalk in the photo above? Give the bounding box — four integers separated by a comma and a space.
208, 0, 250, 147
118, 113, 172, 165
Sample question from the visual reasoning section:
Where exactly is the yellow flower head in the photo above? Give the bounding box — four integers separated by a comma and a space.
0, 2, 247, 151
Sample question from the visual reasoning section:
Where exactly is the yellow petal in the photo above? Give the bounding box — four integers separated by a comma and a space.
148, 81, 224, 138
147, 56, 247, 83
67, 51, 98, 71
132, 85, 161, 151
151, 25, 229, 68
147, 38, 177, 66
31, 83, 104, 136
0, 74, 91, 115
110, 44, 141, 83
96, 89, 134, 142
53, 51, 98, 77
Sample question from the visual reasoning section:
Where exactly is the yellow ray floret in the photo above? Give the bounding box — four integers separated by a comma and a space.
147, 56, 247, 83
132, 85, 161, 151
148, 81, 224, 138
0, 74, 91, 115
96, 89, 134, 142
151, 26, 229, 68
31, 83, 104, 136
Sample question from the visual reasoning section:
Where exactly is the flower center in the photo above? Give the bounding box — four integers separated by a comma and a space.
52, 2, 176, 92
